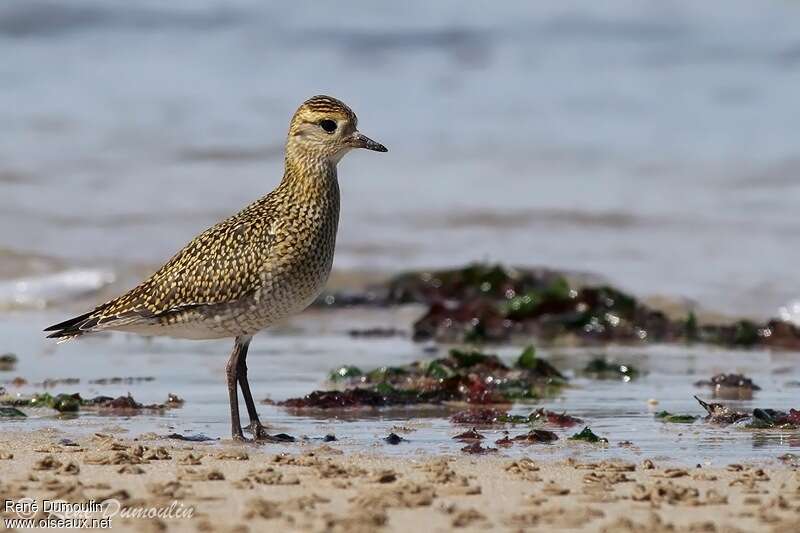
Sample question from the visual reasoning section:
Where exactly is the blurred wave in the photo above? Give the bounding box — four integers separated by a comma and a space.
0, 269, 115, 310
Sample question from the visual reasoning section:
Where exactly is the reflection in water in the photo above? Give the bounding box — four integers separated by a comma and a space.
751, 433, 800, 450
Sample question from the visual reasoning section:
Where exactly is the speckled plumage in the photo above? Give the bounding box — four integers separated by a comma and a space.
46, 95, 386, 440
46, 95, 377, 341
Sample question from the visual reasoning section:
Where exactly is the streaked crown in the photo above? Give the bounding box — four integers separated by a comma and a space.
289, 95, 357, 135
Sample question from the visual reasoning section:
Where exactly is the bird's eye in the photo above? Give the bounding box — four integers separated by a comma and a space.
319, 119, 337, 133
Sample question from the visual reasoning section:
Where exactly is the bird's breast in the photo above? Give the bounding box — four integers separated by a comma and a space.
249, 194, 340, 325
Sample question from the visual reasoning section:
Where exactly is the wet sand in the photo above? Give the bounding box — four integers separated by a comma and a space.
1, 430, 798, 532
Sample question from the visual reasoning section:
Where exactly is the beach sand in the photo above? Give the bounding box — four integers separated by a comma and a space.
1, 430, 798, 532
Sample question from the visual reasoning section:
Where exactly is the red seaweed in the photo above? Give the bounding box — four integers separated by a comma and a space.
530, 408, 583, 427
513, 429, 558, 443
452, 428, 485, 442
461, 442, 498, 454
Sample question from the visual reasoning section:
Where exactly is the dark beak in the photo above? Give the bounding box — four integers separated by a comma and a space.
349, 132, 388, 152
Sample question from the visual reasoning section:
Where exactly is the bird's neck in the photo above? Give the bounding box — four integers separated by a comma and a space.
280, 156, 339, 204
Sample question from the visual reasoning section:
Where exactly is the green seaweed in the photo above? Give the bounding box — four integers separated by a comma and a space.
655, 411, 698, 423
51, 394, 81, 412
2, 392, 83, 413
502, 277, 573, 320
0, 406, 26, 418
497, 380, 565, 401
328, 365, 363, 382
583, 357, 639, 380
498, 413, 530, 424
732, 320, 760, 347
568, 426, 608, 444
365, 366, 408, 383
514, 347, 566, 383
424, 360, 452, 379
685, 312, 699, 342
515, 346, 537, 369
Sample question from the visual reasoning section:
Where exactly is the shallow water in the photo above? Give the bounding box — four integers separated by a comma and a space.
3, 308, 799, 466
1, 1, 800, 467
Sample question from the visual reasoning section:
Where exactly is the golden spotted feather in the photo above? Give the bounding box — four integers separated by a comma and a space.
46, 152, 341, 341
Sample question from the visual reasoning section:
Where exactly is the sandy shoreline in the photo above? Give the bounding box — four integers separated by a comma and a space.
0, 430, 797, 532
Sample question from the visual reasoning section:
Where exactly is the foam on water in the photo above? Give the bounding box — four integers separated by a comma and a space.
0, 269, 115, 310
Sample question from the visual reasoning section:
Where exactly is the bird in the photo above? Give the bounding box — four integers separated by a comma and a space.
44, 95, 387, 441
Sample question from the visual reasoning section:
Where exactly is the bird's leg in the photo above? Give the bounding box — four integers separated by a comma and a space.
225, 339, 245, 440
235, 337, 269, 439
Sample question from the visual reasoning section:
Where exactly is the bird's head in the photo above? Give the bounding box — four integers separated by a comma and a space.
286, 95, 387, 165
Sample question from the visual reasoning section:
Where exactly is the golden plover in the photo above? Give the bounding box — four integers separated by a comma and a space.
45, 95, 387, 440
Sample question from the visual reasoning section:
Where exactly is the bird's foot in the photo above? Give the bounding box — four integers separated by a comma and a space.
244, 421, 270, 440
245, 423, 296, 443
257, 432, 296, 443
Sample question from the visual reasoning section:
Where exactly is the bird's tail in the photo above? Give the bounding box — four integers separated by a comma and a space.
44, 308, 106, 340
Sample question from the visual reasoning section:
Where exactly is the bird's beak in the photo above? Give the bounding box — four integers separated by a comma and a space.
348, 132, 388, 152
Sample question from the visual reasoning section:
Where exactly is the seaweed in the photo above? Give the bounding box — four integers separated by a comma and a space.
347, 328, 405, 338
365, 366, 409, 383
449, 407, 581, 428
384, 433, 406, 445
495, 433, 513, 447
685, 312, 699, 341
0, 406, 25, 418
514, 346, 566, 380
748, 408, 800, 429
461, 442, 498, 454
453, 428, 484, 441
329, 365, 364, 382
568, 427, 608, 444
281, 387, 439, 409
513, 429, 558, 443
89, 376, 155, 385
529, 408, 583, 427
0, 392, 182, 414
316, 263, 800, 349
4, 392, 82, 413
284, 347, 567, 409
583, 357, 639, 381
355, 263, 800, 349
166, 393, 185, 407
38, 378, 80, 388
387, 264, 560, 304
694, 374, 760, 391
450, 408, 520, 426
502, 277, 573, 320
654, 411, 698, 424
0, 353, 18, 371
413, 299, 510, 343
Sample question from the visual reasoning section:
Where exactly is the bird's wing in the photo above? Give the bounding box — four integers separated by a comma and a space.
45, 208, 279, 339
